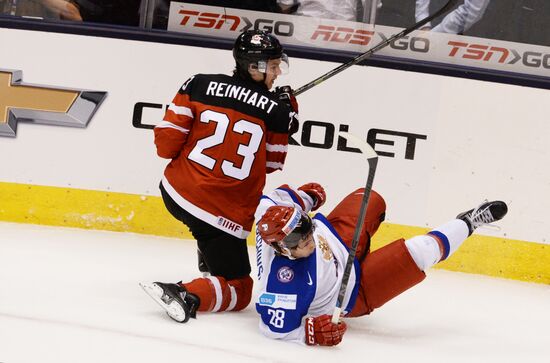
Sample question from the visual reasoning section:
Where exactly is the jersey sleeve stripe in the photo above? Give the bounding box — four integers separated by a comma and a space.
276, 187, 306, 210
266, 143, 288, 153
155, 121, 190, 134
260, 195, 277, 205
265, 131, 288, 174
168, 103, 194, 117
266, 161, 284, 170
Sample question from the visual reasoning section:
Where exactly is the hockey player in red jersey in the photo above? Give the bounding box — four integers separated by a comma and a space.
141, 30, 299, 323
255, 183, 508, 346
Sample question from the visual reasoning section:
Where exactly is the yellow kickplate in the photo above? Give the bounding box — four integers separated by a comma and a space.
1, 182, 548, 284
0, 181, 190, 238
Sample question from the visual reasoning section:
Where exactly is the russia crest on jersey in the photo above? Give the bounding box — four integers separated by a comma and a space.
277, 266, 294, 283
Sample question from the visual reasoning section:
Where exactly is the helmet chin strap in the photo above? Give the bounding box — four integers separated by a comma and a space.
277, 242, 296, 260
254, 69, 269, 89
261, 73, 270, 89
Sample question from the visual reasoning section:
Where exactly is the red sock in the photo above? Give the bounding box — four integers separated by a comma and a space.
182, 275, 253, 312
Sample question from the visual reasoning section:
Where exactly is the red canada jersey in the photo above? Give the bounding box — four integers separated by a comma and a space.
154, 74, 292, 238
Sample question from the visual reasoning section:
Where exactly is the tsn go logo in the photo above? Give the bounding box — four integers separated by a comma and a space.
133, 102, 427, 161
178, 9, 294, 36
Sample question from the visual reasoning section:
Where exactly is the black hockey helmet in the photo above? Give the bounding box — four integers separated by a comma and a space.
233, 30, 288, 80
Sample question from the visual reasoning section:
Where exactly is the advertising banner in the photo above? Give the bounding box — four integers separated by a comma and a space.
168, 2, 550, 82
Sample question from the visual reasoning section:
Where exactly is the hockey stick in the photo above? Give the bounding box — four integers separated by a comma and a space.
332, 132, 378, 324
293, 0, 459, 96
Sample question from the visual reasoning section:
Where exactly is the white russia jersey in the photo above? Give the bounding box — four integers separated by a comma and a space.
254, 186, 360, 344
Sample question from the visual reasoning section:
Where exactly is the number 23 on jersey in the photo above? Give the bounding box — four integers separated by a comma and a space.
187, 109, 264, 181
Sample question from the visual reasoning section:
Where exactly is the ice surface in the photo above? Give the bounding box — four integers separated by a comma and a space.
1, 222, 549, 363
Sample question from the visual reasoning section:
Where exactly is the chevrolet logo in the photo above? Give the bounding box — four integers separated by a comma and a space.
0, 69, 107, 137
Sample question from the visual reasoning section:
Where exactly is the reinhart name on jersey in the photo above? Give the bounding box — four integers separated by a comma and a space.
205, 81, 279, 114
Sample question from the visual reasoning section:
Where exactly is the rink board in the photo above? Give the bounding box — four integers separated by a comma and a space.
0, 28, 549, 284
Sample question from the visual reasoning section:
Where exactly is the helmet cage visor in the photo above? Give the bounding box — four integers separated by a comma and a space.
249, 53, 289, 75
282, 212, 314, 249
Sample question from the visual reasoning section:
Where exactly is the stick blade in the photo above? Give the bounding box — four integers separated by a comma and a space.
338, 131, 378, 159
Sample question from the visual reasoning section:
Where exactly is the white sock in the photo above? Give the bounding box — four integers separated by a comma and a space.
405, 219, 470, 271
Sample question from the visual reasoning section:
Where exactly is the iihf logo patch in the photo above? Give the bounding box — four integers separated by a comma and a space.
277, 266, 294, 283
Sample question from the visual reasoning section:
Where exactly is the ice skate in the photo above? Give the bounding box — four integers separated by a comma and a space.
140, 282, 200, 323
456, 200, 508, 235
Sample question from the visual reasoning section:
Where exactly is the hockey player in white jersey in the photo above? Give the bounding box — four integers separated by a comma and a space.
255, 183, 507, 346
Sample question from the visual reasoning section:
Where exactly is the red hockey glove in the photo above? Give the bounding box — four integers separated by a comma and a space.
305, 315, 347, 346
274, 86, 299, 135
298, 182, 326, 211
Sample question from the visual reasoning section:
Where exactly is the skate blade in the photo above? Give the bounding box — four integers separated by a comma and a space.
139, 282, 188, 323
